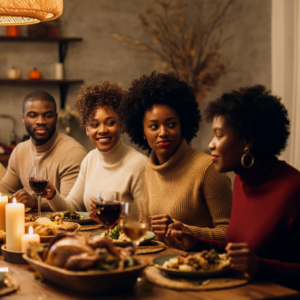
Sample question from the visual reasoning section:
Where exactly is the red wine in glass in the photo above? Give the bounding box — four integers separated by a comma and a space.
96, 200, 121, 237
29, 179, 49, 195
29, 166, 48, 217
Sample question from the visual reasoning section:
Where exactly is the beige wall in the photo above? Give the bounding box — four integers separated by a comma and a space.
0, 0, 271, 154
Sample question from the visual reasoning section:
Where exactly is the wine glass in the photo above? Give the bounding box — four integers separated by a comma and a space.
28, 166, 48, 217
96, 191, 121, 238
122, 201, 149, 253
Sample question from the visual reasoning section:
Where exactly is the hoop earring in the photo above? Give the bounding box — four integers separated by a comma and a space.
241, 147, 254, 168
143, 136, 146, 139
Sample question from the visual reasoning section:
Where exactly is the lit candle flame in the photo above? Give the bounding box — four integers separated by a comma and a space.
13, 197, 17, 204
29, 226, 33, 235
0, 267, 8, 273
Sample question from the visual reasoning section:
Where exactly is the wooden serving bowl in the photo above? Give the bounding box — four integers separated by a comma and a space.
23, 254, 148, 295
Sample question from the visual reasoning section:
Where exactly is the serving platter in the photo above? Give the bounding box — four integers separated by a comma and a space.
153, 254, 231, 279
23, 254, 148, 295
0, 273, 19, 296
42, 212, 92, 225
90, 230, 156, 246
25, 222, 81, 243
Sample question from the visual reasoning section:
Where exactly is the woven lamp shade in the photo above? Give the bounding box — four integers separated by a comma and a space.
0, 0, 63, 25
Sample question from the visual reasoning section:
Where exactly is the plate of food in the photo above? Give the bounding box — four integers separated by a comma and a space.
42, 210, 92, 225
23, 232, 148, 295
90, 225, 156, 246
153, 249, 231, 278
25, 220, 80, 243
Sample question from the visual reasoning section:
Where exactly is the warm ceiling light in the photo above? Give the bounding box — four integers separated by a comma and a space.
0, 0, 63, 25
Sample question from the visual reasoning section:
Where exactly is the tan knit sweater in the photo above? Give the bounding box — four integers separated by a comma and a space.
145, 139, 232, 241
0, 131, 87, 209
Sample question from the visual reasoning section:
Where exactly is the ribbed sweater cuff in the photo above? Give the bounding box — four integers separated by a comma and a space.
46, 189, 65, 211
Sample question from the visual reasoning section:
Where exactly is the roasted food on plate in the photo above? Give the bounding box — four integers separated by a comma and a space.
100, 225, 131, 242
25, 214, 36, 223
25, 221, 78, 236
27, 232, 135, 271
162, 249, 230, 272
46, 210, 84, 221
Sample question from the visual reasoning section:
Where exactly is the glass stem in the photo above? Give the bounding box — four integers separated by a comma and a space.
132, 241, 139, 255
38, 194, 41, 218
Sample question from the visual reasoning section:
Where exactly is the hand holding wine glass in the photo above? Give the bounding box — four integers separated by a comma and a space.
95, 191, 121, 238
122, 201, 149, 253
28, 166, 48, 217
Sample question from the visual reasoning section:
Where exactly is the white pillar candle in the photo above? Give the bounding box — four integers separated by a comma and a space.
5, 198, 24, 251
55, 62, 63, 80
0, 194, 8, 231
21, 226, 40, 253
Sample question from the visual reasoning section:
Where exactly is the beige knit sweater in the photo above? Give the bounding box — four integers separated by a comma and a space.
47, 138, 148, 212
145, 139, 232, 241
0, 131, 87, 209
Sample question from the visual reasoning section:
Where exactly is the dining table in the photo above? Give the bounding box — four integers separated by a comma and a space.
0, 212, 299, 300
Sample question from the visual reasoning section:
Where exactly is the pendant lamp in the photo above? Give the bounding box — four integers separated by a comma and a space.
0, 0, 63, 25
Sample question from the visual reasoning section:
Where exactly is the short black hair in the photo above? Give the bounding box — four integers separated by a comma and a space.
205, 85, 290, 157
23, 91, 56, 113
119, 71, 201, 152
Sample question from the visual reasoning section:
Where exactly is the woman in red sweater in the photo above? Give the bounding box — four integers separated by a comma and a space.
166, 85, 300, 290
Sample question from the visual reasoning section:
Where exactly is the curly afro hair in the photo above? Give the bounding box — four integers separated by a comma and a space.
205, 85, 290, 157
75, 81, 123, 128
119, 72, 201, 151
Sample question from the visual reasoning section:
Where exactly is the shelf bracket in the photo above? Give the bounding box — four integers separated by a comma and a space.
59, 83, 69, 109
59, 42, 68, 63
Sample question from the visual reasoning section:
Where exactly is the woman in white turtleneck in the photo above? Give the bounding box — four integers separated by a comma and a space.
43, 81, 148, 214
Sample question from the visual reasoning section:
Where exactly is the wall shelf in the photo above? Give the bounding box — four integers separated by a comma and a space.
0, 80, 84, 109
0, 37, 82, 42
0, 79, 83, 84
0, 36, 84, 108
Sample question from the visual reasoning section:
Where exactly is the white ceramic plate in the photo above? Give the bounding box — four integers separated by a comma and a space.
153, 254, 231, 279
42, 212, 92, 225
90, 231, 156, 246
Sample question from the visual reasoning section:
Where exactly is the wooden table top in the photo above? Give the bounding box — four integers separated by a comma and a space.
0, 246, 298, 299
0, 213, 298, 299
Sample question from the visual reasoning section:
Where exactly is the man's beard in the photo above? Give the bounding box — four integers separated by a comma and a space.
27, 125, 56, 144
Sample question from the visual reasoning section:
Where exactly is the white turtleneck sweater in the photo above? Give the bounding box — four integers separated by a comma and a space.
47, 138, 148, 212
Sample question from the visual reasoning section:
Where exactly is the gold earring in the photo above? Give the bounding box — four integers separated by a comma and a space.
241, 147, 254, 168
143, 135, 146, 139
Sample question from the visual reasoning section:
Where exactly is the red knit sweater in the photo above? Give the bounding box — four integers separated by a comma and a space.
195, 158, 300, 290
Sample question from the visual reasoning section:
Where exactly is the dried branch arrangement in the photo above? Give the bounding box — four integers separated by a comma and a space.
113, 0, 234, 102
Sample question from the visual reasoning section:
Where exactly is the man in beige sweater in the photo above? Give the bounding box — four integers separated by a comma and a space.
0, 163, 5, 180
0, 91, 87, 210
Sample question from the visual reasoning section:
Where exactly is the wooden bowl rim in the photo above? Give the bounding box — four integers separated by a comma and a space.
23, 254, 148, 276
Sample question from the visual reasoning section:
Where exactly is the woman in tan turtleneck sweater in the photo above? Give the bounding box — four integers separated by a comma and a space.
119, 72, 232, 241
